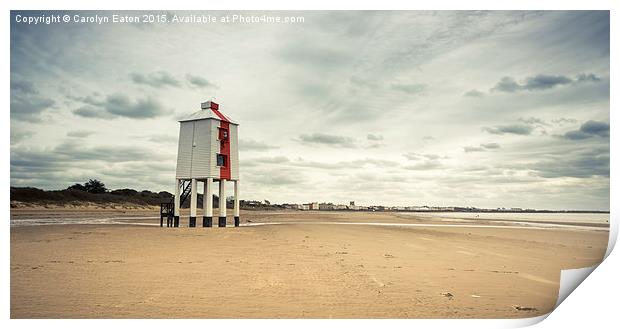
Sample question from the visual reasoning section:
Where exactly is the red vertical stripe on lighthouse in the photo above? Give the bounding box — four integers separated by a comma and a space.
219, 120, 231, 180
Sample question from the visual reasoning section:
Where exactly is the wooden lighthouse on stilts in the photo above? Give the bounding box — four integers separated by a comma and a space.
160, 100, 240, 228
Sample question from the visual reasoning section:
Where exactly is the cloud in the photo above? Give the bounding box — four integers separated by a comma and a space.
464, 143, 500, 152
463, 89, 484, 97
72, 93, 170, 119
522, 74, 573, 91
519, 117, 549, 126
11, 128, 35, 144
480, 143, 500, 149
552, 118, 578, 125
297, 133, 356, 148
11, 80, 37, 94
67, 130, 95, 138
576, 73, 601, 83
130, 71, 180, 88
562, 120, 609, 140
366, 133, 383, 141
73, 106, 113, 119
11, 140, 169, 190
239, 139, 279, 152
391, 83, 426, 95
11, 80, 55, 122
402, 152, 445, 170
403, 152, 443, 161
491, 73, 602, 93
491, 77, 521, 93
482, 124, 534, 135
145, 134, 177, 144
526, 148, 609, 178
580, 120, 610, 137
186, 74, 218, 89
403, 160, 443, 170
245, 168, 301, 186
463, 146, 485, 153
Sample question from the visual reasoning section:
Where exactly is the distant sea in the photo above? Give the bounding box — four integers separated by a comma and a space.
403, 212, 609, 225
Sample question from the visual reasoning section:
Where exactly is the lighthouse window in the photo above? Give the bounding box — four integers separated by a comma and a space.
218, 128, 229, 140
217, 154, 227, 167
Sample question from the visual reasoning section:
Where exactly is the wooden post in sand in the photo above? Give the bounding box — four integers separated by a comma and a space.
173, 178, 180, 227
203, 178, 213, 227
234, 181, 240, 227
189, 178, 197, 227
218, 179, 227, 227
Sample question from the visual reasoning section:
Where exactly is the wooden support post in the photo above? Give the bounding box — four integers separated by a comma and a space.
234, 180, 240, 227
218, 179, 227, 227
203, 178, 213, 227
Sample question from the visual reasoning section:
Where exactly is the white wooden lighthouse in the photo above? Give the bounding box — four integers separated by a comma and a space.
169, 100, 240, 228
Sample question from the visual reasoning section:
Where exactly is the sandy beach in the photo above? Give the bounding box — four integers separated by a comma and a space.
10, 209, 608, 318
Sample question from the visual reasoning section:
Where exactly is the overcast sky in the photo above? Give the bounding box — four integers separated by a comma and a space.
10, 11, 610, 210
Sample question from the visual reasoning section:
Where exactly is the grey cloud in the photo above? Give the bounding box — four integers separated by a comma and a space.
563, 130, 591, 140
239, 139, 279, 152
130, 71, 180, 88
403, 152, 445, 170
243, 156, 399, 171
73, 106, 113, 119
11, 128, 34, 144
350, 76, 379, 89
297, 133, 356, 148
391, 83, 426, 95
365, 143, 384, 149
246, 168, 301, 186
480, 143, 500, 149
277, 41, 350, 69
11, 141, 167, 189
52, 141, 164, 162
580, 120, 610, 137
11, 80, 37, 94
403, 152, 443, 161
552, 118, 578, 125
11, 80, 55, 122
491, 73, 602, 93
522, 74, 572, 91
145, 134, 177, 144
73, 93, 170, 119
367, 133, 383, 141
562, 120, 609, 140
527, 149, 609, 178
463, 146, 485, 153
67, 130, 95, 138
491, 77, 521, 93
519, 117, 549, 126
482, 124, 534, 135
576, 73, 602, 83
242, 156, 290, 167
403, 160, 443, 170
464, 143, 500, 153
463, 89, 484, 97
186, 74, 218, 89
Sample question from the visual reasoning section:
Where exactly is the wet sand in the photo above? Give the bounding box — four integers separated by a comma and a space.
10, 209, 608, 318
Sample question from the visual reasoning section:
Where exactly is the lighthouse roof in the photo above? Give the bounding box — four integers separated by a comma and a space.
179, 101, 238, 125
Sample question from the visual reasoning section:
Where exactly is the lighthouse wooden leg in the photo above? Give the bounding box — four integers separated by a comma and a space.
203, 178, 213, 227
189, 178, 197, 227
218, 179, 227, 227
234, 181, 240, 227
173, 179, 180, 227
